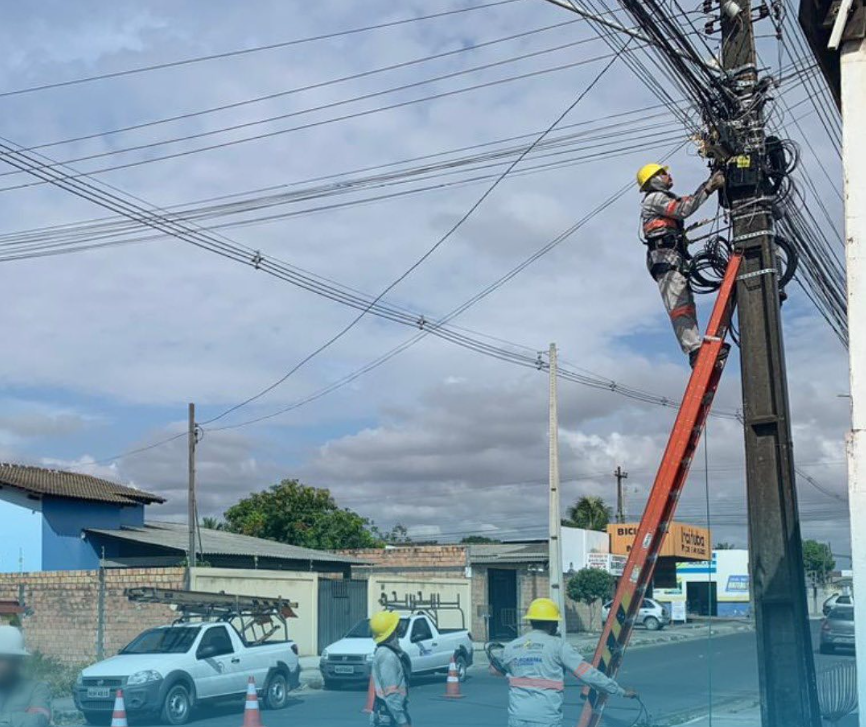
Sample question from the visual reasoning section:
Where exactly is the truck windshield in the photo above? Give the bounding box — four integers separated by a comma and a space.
344, 618, 410, 638
121, 627, 202, 654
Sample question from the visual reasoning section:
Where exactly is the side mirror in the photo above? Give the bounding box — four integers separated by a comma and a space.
197, 644, 218, 660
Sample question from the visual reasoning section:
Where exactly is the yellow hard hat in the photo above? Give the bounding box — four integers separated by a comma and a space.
370, 611, 401, 644
636, 163, 668, 191
524, 598, 562, 622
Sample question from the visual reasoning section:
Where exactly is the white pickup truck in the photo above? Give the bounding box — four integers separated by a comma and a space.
74, 622, 300, 725
319, 612, 473, 688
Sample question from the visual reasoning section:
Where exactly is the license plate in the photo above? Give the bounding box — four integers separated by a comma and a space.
87, 687, 111, 699
333, 666, 355, 675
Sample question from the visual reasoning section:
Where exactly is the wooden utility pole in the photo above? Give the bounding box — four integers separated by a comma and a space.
548, 343, 565, 635
613, 466, 628, 523
188, 403, 198, 579
720, 3, 821, 724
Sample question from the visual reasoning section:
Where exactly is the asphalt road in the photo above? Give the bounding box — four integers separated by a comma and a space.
135, 621, 853, 727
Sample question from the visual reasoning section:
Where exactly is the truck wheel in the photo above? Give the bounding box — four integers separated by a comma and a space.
644, 616, 661, 631
264, 671, 289, 710
161, 683, 192, 725
455, 653, 469, 682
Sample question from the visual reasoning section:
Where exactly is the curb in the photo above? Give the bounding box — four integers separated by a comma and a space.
653, 696, 760, 726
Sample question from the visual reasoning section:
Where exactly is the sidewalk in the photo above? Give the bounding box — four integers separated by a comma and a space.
668, 703, 858, 727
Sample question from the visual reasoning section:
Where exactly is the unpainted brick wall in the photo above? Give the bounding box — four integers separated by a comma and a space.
0, 568, 185, 665
338, 545, 468, 572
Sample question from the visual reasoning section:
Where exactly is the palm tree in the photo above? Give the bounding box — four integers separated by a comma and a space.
564, 496, 613, 531
201, 516, 224, 531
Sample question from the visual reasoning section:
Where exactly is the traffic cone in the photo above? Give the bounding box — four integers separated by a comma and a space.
111, 689, 128, 727
362, 675, 376, 714
241, 677, 264, 727
443, 653, 464, 699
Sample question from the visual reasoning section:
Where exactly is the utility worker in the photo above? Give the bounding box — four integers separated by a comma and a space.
493, 598, 637, 727
0, 626, 51, 727
637, 163, 725, 367
369, 611, 411, 727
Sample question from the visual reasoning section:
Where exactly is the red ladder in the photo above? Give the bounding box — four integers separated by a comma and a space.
577, 253, 742, 727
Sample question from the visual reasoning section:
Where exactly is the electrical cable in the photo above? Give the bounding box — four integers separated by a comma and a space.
199, 41, 632, 425
0, 0, 525, 100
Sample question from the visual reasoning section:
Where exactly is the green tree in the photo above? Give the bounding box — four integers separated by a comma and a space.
802, 540, 835, 584
460, 535, 501, 544
201, 517, 224, 531
567, 567, 615, 629
223, 479, 383, 550
563, 496, 613, 531
382, 524, 413, 545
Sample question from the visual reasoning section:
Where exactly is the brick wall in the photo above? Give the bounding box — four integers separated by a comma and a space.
0, 568, 185, 665
339, 545, 468, 573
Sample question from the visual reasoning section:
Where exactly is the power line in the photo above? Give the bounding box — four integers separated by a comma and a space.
0, 0, 525, 100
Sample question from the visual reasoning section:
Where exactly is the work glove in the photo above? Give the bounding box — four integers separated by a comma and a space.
705, 170, 725, 193
623, 688, 640, 700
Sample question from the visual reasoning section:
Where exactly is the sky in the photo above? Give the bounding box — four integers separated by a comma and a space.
0, 0, 851, 559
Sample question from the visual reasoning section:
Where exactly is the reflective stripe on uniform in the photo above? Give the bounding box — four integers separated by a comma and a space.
376, 686, 407, 697
669, 303, 696, 319
508, 676, 565, 691
643, 217, 678, 235
574, 663, 592, 677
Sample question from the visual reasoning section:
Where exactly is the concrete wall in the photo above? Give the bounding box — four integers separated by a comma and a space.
0, 489, 42, 573
561, 527, 609, 573
367, 575, 471, 631
191, 567, 319, 656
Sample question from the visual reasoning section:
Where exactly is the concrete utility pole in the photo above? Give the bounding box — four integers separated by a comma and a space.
720, 4, 821, 725
842, 36, 866, 727
188, 402, 198, 578
613, 466, 628, 523
548, 343, 566, 635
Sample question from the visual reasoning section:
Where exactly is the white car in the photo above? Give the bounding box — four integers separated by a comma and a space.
823, 592, 853, 616
320, 612, 473, 688
74, 622, 300, 725
601, 597, 671, 631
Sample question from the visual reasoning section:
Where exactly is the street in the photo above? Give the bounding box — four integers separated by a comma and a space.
122, 621, 852, 727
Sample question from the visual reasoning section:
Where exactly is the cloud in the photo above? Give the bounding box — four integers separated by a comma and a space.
0, 1, 850, 561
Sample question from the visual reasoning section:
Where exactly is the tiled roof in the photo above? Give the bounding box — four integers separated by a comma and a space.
87, 522, 369, 565
0, 463, 164, 506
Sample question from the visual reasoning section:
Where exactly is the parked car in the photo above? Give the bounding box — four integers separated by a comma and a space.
823, 593, 853, 616
320, 612, 473, 688
820, 606, 855, 654
601, 598, 671, 631
74, 622, 300, 725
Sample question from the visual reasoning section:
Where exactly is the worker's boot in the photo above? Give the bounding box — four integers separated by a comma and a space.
689, 349, 701, 369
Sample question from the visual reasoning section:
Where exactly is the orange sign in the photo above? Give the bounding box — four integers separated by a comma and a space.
607, 522, 710, 560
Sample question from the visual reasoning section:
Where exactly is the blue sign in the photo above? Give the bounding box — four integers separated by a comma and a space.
726, 575, 750, 593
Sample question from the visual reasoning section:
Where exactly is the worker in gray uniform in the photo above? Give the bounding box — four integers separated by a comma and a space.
637, 163, 725, 367
493, 598, 637, 727
369, 611, 411, 727
0, 626, 50, 727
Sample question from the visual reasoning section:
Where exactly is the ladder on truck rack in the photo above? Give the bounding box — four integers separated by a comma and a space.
577, 253, 742, 727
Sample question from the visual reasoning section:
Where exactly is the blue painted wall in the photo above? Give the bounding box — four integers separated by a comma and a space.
0, 491, 43, 573
41, 497, 144, 571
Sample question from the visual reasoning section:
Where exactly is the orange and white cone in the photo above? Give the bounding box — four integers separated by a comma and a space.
443, 653, 464, 699
111, 689, 128, 727
362, 675, 376, 713
241, 676, 264, 727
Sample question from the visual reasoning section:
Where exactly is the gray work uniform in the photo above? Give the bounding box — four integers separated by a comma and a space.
640, 176, 712, 355
370, 644, 410, 727
500, 629, 624, 727
0, 679, 51, 727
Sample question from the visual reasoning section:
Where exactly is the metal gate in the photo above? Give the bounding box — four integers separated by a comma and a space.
317, 579, 368, 654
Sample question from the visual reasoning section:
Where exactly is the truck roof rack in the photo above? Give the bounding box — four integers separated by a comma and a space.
378, 592, 466, 630
126, 587, 298, 645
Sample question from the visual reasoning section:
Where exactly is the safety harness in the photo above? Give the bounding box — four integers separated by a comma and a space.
642, 189, 691, 278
